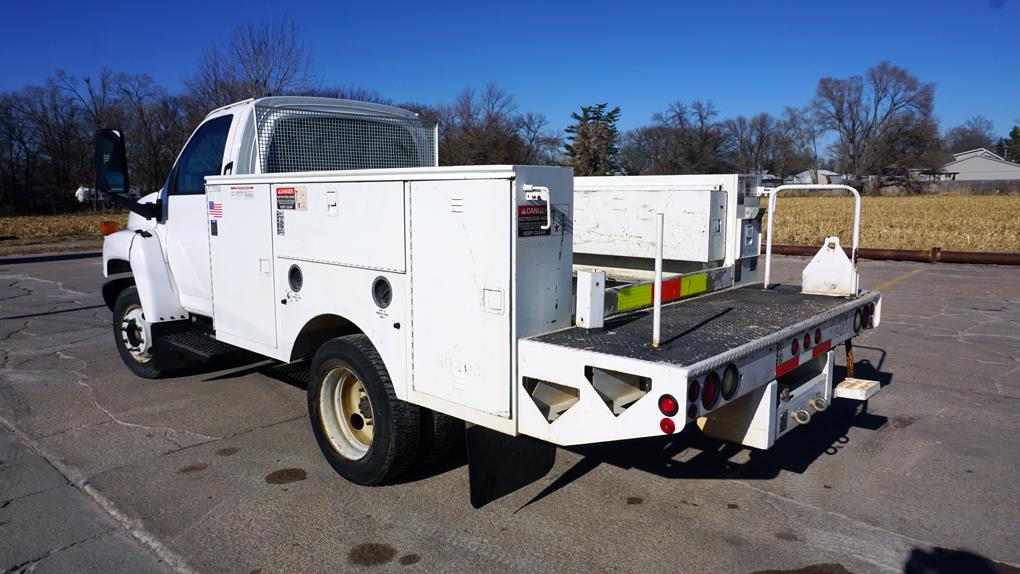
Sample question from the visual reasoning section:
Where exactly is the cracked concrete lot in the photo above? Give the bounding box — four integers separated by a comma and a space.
1, 254, 1018, 573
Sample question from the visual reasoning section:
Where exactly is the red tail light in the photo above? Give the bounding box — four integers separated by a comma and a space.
702, 372, 720, 409
687, 403, 698, 419
687, 380, 701, 402
814, 328, 822, 344
660, 418, 676, 434
791, 338, 800, 355
803, 334, 811, 349
658, 394, 679, 417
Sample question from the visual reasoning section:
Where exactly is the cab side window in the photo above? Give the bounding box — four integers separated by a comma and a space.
173, 115, 233, 195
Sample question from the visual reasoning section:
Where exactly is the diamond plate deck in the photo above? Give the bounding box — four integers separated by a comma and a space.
531, 283, 873, 368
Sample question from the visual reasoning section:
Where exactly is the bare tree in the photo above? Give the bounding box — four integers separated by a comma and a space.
184, 17, 317, 112
621, 99, 730, 175
437, 85, 559, 166
813, 62, 936, 179
301, 85, 391, 104
945, 116, 996, 153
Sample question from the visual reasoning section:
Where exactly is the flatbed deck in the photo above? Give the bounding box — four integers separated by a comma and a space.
531, 283, 879, 368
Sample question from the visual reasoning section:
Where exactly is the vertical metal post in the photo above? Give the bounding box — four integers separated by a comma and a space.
652, 212, 664, 348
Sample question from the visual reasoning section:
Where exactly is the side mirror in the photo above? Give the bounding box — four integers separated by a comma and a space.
94, 129, 160, 220
95, 129, 130, 194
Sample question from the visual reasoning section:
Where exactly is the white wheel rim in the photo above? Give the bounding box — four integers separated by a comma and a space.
120, 305, 151, 363
319, 366, 374, 460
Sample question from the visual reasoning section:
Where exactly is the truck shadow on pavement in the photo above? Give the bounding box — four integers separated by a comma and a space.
194, 347, 896, 506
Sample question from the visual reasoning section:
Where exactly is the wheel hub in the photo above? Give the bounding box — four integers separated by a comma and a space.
120, 305, 151, 363
319, 366, 374, 460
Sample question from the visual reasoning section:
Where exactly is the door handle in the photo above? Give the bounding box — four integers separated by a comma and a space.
523, 184, 552, 230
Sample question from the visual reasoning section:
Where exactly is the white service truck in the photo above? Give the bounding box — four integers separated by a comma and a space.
96, 97, 882, 499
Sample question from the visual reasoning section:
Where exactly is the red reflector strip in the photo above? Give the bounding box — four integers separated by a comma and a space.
776, 356, 800, 377
812, 339, 832, 357
662, 278, 681, 301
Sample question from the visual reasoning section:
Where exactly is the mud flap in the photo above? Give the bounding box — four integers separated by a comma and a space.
466, 424, 556, 509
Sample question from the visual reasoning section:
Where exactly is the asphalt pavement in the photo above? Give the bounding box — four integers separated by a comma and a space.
1, 254, 1018, 573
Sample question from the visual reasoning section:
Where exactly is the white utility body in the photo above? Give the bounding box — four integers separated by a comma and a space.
97, 97, 883, 492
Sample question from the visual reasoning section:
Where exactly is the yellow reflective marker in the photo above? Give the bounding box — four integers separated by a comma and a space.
681, 273, 707, 296
617, 283, 652, 310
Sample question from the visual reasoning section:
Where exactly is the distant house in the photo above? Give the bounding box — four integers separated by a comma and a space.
788, 170, 846, 184
940, 148, 1020, 181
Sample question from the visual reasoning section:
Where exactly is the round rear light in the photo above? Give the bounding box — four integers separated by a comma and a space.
791, 338, 800, 355
814, 328, 822, 344
853, 309, 863, 332
687, 380, 701, 403
687, 403, 698, 419
721, 364, 739, 400
702, 371, 720, 409
803, 334, 811, 349
658, 394, 679, 417
660, 418, 676, 434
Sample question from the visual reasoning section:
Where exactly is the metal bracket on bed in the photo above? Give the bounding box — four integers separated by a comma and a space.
759, 184, 862, 296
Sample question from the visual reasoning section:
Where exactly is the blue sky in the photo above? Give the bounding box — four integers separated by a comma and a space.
3, 0, 1017, 135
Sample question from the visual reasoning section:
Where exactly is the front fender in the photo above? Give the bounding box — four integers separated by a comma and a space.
128, 232, 188, 323
102, 230, 135, 278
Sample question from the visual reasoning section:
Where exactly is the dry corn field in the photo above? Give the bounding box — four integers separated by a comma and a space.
767, 195, 1020, 253
0, 213, 129, 241
0, 196, 1018, 252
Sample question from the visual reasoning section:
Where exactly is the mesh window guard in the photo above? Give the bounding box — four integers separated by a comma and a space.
255, 105, 437, 173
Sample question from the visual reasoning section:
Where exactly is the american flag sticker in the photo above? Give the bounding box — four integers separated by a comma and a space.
208, 201, 223, 218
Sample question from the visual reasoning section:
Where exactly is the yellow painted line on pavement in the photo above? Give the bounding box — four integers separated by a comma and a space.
873, 268, 926, 292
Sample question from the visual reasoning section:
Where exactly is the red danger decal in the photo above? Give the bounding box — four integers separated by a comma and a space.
518, 204, 550, 237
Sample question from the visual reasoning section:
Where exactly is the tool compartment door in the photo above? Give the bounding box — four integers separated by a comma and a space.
409, 179, 511, 417
207, 183, 278, 350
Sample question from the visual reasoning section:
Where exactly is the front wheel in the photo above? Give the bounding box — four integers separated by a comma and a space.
309, 335, 420, 485
111, 286, 163, 379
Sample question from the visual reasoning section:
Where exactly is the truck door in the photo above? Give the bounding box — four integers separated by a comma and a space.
409, 179, 512, 418
163, 114, 234, 317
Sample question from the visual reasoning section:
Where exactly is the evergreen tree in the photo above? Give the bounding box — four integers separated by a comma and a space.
1004, 125, 1020, 162
564, 103, 621, 175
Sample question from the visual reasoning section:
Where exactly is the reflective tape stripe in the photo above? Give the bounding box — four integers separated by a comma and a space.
812, 339, 832, 357
617, 283, 652, 311
776, 356, 800, 377
614, 273, 708, 312
682, 273, 707, 296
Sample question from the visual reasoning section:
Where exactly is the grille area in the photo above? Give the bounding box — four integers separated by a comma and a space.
255, 105, 437, 173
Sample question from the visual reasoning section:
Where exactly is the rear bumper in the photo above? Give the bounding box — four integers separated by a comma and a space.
516, 286, 881, 446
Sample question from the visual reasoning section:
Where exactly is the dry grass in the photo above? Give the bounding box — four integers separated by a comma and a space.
0, 212, 129, 240
768, 196, 1020, 253
1, 196, 1018, 253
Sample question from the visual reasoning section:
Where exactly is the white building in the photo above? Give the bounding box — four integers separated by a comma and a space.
788, 169, 845, 184
941, 148, 1020, 181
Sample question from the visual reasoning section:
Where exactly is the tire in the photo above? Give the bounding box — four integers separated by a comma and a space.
112, 286, 163, 379
309, 335, 420, 485
417, 408, 463, 467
